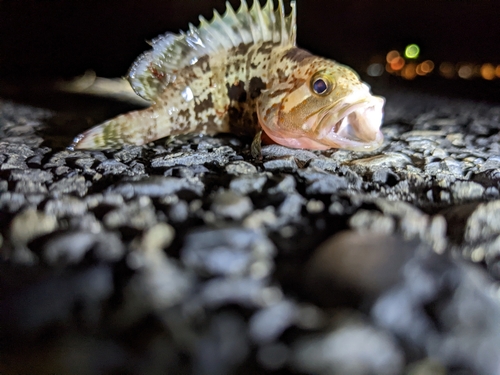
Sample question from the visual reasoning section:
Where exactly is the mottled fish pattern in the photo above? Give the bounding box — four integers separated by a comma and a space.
70, 0, 385, 153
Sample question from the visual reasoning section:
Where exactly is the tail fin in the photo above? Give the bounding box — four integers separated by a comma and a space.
69, 107, 158, 150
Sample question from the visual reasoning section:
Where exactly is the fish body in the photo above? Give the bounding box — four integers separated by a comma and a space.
70, 0, 384, 152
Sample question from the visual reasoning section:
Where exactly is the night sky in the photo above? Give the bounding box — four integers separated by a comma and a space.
0, 0, 498, 78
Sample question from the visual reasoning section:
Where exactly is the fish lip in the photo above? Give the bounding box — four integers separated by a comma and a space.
315, 95, 385, 151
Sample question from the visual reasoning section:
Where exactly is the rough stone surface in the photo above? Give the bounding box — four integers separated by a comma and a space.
2, 87, 500, 374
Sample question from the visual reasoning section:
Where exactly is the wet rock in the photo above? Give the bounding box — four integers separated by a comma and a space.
450, 180, 485, 201
249, 300, 298, 344
292, 318, 404, 375
96, 159, 129, 175
11, 208, 58, 247
211, 190, 253, 220
103, 197, 157, 230
298, 169, 349, 195
372, 251, 500, 375
229, 174, 267, 194
304, 231, 415, 306
263, 156, 297, 172
192, 313, 249, 375
49, 175, 88, 197
225, 161, 257, 175
464, 200, 500, 242
43, 231, 125, 265
44, 196, 88, 217
181, 227, 275, 277
107, 176, 204, 198
261, 145, 317, 163
151, 146, 235, 168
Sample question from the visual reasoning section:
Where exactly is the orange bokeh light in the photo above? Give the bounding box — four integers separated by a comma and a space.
402, 63, 417, 80
390, 56, 405, 71
480, 63, 496, 80
386, 50, 400, 64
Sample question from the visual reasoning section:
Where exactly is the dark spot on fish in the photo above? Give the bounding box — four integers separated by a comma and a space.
235, 42, 251, 56
284, 48, 313, 63
194, 94, 214, 114
227, 81, 247, 103
249, 77, 266, 99
257, 41, 274, 55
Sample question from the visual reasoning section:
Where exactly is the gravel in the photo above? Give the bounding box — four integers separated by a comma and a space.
2, 87, 500, 374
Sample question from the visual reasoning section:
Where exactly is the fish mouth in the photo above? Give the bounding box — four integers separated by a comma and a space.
316, 95, 385, 151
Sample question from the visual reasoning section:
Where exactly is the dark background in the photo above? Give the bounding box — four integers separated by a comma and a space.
1, 0, 498, 79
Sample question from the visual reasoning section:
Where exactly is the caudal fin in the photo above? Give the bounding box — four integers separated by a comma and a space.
69, 108, 157, 150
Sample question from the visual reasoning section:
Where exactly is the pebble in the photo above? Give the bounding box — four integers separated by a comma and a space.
211, 190, 253, 220
10, 208, 58, 247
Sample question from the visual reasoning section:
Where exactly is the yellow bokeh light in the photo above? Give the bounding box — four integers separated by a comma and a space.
402, 63, 417, 80
390, 56, 405, 71
404, 44, 420, 59
439, 62, 455, 78
386, 50, 400, 63
480, 63, 496, 80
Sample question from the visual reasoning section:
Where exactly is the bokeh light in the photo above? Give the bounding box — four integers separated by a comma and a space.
402, 63, 417, 80
480, 63, 495, 80
390, 56, 405, 71
457, 63, 473, 79
367, 63, 384, 77
404, 44, 420, 59
439, 62, 455, 78
386, 50, 400, 63
496, 65, 500, 78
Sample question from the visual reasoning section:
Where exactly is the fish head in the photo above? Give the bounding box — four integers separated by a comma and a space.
257, 58, 385, 151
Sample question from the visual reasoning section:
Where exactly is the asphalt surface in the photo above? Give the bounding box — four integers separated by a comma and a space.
1, 83, 500, 375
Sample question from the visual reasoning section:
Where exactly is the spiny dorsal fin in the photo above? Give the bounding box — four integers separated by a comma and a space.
128, 0, 297, 101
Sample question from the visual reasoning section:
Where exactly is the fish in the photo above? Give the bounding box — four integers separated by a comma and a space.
69, 0, 385, 155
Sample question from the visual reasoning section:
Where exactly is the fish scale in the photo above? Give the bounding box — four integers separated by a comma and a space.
70, 0, 385, 153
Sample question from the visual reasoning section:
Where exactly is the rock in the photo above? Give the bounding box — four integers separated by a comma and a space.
107, 176, 204, 198
263, 156, 297, 172
304, 231, 415, 306
49, 175, 88, 197
229, 174, 267, 195
464, 200, 500, 242
450, 180, 485, 201
249, 300, 298, 344
11, 208, 58, 247
96, 159, 129, 175
43, 231, 125, 264
211, 190, 253, 220
103, 197, 157, 230
291, 318, 404, 375
225, 161, 257, 175
181, 227, 275, 277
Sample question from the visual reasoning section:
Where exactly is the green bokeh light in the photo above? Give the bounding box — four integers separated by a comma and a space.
405, 44, 420, 59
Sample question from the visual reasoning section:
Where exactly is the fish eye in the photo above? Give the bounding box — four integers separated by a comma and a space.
310, 74, 333, 96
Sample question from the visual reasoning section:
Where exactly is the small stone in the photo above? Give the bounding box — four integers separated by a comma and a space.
43, 231, 125, 264
103, 197, 157, 230
465, 200, 500, 242
211, 190, 253, 220
263, 156, 297, 172
261, 145, 317, 163
292, 320, 404, 375
450, 181, 485, 201
107, 176, 204, 198
249, 300, 298, 344
225, 161, 258, 175
49, 175, 88, 197
44, 196, 87, 217
11, 208, 58, 247
96, 159, 129, 175
349, 209, 396, 235
229, 174, 267, 195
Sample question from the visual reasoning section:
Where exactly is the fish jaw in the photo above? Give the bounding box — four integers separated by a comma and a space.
260, 95, 385, 152
315, 95, 385, 151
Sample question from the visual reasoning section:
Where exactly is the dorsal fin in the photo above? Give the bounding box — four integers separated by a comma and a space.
128, 0, 297, 101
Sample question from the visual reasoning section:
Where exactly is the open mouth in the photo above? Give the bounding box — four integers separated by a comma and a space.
318, 96, 385, 151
